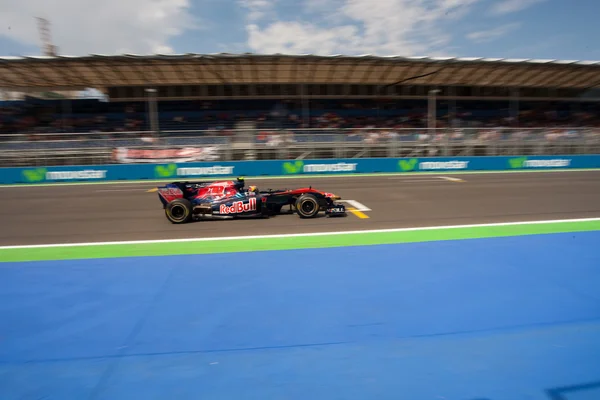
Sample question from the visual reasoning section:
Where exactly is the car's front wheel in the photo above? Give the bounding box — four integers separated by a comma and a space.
295, 194, 320, 218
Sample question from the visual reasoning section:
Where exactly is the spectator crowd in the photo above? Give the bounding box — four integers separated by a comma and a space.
1, 97, 599, 137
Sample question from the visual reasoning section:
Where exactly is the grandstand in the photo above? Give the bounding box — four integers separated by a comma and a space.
0, 53, 599, 166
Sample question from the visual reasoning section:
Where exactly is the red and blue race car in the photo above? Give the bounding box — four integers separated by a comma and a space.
156, 177, 346, 224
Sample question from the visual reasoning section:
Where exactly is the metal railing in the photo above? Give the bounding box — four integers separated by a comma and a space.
1, 127, 599, 167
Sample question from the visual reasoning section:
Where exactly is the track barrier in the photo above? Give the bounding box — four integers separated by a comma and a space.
1, 155, 600, 184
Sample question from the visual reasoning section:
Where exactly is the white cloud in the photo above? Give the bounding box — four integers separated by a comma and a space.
238, 0, 277, 22
490, 0, 546, 15
245, 0, 482, 56
467, 22, 520, 43
0, 0, 197, 56
247, 22, 361, 55
303, 0, 337, 12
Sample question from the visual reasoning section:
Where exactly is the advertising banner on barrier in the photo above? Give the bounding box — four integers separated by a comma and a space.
394, 155, 597, 172
1, 155, 600, 185
112, 147, 220, 163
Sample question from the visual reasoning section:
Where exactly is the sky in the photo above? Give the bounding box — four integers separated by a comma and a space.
0, 0, 599, 61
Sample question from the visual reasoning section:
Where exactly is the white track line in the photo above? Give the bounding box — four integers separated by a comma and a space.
1, 217, 599, 250
339, 200, 372, 212
439, 176, 465, 182
1, 168, 599, 189
387, 178, 443, 182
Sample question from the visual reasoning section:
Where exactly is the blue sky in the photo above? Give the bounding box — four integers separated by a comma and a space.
0, 0, 599, 61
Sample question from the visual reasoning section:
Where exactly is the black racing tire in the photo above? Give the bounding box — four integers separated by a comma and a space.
165, 198, 193, 224
295, 194, 320, 218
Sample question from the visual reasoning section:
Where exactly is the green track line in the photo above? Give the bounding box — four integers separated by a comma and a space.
1, 219, 599, 263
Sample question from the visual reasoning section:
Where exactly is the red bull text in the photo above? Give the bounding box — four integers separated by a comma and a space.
219, 197, 257, 214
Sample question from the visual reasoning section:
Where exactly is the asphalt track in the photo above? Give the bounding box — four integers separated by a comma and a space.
1, 170, 600, 246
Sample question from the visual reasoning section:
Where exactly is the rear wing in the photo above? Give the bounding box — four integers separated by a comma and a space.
156, 184, 184, 206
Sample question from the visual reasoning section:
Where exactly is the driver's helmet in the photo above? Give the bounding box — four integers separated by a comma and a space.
248, 185, 258, 194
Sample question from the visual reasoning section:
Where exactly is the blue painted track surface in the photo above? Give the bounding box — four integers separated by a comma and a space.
1, 232, 600, 400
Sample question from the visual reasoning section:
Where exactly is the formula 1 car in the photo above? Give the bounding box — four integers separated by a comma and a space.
155, 177, 346, 224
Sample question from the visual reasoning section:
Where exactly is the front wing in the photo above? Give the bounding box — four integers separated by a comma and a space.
325, 203, 346, 216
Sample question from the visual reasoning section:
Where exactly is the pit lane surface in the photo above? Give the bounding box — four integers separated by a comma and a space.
1, 171, 600, 246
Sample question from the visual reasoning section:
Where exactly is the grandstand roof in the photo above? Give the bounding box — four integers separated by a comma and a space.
1, 53, 599, 90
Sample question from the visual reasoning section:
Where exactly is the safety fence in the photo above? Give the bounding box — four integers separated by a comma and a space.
2, 155, 599, 185
1, 127, 599, 167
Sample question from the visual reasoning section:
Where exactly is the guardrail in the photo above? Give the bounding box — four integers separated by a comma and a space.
1, 127, 600, 167
2, 155, 599, 185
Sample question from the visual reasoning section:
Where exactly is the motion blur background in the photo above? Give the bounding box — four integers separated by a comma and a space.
0, 0, 599, 168
2, 2, 600, 400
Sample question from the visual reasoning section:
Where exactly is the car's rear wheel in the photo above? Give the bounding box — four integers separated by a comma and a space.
295, 194, 320, 218
165, 198, 193, 224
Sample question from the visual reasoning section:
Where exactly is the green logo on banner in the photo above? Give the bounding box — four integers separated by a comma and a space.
22, 168, 47, 182
155, 163, 177, 178
398, 158, 418, 172
508, 157, 527, 169
283, 161, 304, 174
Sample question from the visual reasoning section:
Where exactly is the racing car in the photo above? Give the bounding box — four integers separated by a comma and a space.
155, 177, 346, 224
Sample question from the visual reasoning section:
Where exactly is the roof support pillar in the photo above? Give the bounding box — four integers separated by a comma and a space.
428, 89, 441, 130
510, 87, 519, 126
145, 88, 160, 137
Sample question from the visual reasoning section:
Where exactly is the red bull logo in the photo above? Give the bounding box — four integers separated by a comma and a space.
219, 197, 257, 214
